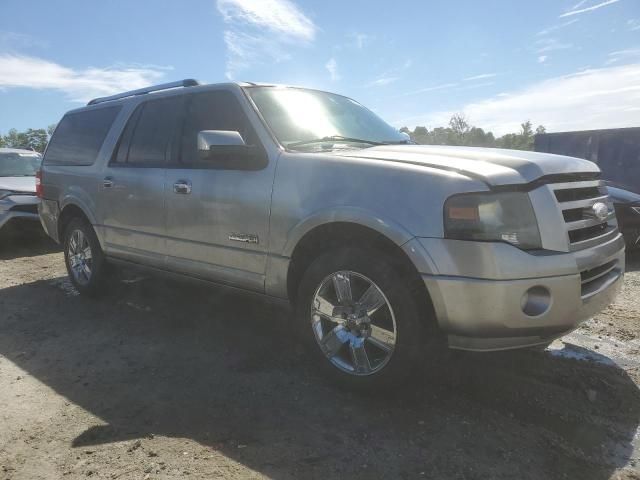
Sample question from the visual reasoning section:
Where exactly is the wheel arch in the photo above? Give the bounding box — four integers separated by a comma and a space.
58, 199, 98, 246
286, 220, 438, 333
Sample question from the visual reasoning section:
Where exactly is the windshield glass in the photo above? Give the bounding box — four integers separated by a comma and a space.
0, 152, 42, 177
247, 87, 406, 150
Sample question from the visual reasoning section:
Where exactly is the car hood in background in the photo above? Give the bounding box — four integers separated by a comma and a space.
334, 145, 599, 187
0, 176, 36, 194
607, 185, 640, 205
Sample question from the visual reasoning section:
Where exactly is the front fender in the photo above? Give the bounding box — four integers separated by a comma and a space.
281, 206, 415, 257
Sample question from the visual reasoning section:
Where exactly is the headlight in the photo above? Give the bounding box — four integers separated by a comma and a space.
444, 191, 542, 250
0, 190, 14, 200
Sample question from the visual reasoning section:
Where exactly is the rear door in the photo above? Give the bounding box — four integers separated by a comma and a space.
97, 95, 184, 267
164, 89, 274, 292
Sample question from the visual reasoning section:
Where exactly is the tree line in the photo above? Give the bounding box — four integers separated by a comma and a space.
401, 114, 545, 151
1, 115, 545, 154
0, 125, 57, 153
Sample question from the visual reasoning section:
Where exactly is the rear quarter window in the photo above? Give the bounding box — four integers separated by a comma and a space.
44, 106, 121, 166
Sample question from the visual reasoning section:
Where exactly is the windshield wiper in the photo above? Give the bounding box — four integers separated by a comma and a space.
287, 136, 385, 148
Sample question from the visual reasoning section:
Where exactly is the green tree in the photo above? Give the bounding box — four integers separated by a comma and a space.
0, 127, 52, 153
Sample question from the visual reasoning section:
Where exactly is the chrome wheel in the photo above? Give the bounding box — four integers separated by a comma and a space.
310, 271, 397, 376
67, 229, 93, 286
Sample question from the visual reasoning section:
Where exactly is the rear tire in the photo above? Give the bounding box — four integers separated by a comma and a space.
295, 247, 440, 390
63, 218, 107, 297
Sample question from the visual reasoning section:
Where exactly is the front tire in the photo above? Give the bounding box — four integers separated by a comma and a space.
296, 247, 437, 390
63, 218, 107, 297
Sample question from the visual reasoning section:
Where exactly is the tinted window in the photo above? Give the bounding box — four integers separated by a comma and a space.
44, 106, 121, 166
179, 91, 262, 167
125, 96, 184, 166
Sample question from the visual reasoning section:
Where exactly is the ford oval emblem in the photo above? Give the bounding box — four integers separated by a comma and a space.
592, 202, 609, 221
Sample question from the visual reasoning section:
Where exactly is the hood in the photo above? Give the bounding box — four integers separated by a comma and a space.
607, 186, 640, 205
0, 176, 36, 194
334, 145, 599, 187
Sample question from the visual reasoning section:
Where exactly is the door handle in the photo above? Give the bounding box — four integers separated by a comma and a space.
173, 180, 192, 194
103, 177, 114, 188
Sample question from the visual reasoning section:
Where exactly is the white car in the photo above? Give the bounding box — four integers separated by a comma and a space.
0, 148, 43, 233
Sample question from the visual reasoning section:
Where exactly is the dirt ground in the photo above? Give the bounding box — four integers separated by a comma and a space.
0, 230, 639, 480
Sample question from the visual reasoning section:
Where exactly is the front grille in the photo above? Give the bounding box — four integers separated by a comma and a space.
580, 260, 619, 298
550, 180, 616, 250
10, 204, 38, 214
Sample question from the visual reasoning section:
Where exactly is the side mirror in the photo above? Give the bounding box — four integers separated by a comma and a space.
198, 130, 246, 149
196, 130, 264, 170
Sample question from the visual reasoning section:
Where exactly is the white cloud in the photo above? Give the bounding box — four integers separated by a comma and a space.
217, 0, 316, 79
395, 64, 640, 135
606, 48, 640, 65
538, 55, 548, 63
559, 0, 620, 18
534, 38, 573, 53
366, 76, 399, 87
325, 58, 340, 81
536, 18, 579, 36
464, 73, 497, 82
397, 82, 460, 97
0, 54, 169, 102
349, 32, 371, 49
217, 0, 315, 40
365, 60, 412, 88
629, 19, 640, 31
0, 31, 48, 50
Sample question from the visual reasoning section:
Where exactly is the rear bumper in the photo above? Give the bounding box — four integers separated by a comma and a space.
405, 234, 625, 351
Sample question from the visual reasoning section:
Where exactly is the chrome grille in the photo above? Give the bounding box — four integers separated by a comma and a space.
550, 180, 617, 251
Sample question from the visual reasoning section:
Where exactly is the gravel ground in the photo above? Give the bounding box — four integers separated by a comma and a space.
0, 230, 639, 480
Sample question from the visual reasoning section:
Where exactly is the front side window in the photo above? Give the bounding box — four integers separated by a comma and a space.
179, 90, 262, 167
246, 87, 406, 151
0, 152, 42, 176
44, 106, 121, 166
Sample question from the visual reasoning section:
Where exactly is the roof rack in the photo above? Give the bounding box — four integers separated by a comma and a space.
87, 79, 200, 106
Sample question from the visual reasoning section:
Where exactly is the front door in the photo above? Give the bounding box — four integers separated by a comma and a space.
164, 89, 275, 292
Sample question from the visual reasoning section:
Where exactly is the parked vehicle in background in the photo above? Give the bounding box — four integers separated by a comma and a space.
607, 185, 640, 250
0, 148, 43, 234
39, 80, 625, 389
534, 127, 640, 194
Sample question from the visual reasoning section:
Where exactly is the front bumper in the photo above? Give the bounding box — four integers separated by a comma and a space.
404, 233, 625, 351
0, 195, 40, 230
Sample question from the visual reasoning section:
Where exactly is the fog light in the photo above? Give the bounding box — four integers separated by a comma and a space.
521, 286, 551, 317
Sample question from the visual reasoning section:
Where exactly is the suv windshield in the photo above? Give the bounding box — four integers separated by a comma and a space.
0, 152, 42, 177
247, 87, 407, 150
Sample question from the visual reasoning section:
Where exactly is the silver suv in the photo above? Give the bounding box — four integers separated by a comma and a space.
39, 80, 625, 388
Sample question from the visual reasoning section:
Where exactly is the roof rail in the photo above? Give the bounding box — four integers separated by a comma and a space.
87, 79, 200, 106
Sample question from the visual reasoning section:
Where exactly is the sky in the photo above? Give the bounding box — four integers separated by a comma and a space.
0, 0, 639, 136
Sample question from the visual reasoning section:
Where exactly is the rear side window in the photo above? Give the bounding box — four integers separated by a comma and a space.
113, 96, 184, 167
44, 106, 121, 166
